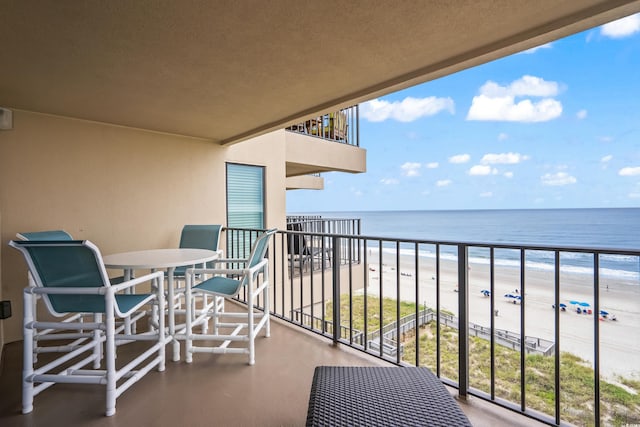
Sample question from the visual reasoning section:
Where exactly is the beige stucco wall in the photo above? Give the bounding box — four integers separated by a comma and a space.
0, 111, 287, 344
285, 131, 366, 175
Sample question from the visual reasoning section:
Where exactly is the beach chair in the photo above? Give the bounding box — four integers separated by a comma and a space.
9, 239, 166, 416
287, 222, 332, 272
184, 228, 276, 365
324, 111, 348, 142
287, 222, 312, 272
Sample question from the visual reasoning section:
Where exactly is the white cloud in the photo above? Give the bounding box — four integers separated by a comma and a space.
600, 136, 614, 143
541, 172, 577, 186
469, 165, 498, 176
477, 75, 560, 97
361, 96, 455, 122
436, 179, 452, 187
601, 13, 640, 38
619, 167, 640, 176
503, 171, 514, 178
480, 191, 493, 197
520, 43, 552, 54
401, 162, 421, 177
449, 154, 470, 164
601, 155, 613, 163
576, 109, 588, 120
467, 75, 563, 122
481, 152, 530, 165
350, 187, 363, 197
498, 133, 509, 141
467, 95, 562, 122
380, 178, 399, 185
426, 162, 439, 169
629, 192, 640, 199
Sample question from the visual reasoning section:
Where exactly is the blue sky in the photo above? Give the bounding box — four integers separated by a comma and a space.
287, 14, 640, 212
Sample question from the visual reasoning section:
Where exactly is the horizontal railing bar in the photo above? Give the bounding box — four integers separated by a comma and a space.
274, 229, 640, 256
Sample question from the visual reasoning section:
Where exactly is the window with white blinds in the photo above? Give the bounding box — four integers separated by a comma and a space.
226, 163, 265, 229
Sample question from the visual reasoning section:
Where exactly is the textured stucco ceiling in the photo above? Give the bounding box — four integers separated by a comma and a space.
2, 1, 639, 144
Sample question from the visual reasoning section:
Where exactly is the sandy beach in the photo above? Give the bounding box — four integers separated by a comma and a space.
361, 249, 640, 381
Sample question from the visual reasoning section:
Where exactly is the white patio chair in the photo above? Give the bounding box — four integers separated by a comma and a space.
9, 239, 166, 416
163, 224, 225, 335
184, 228, 276, 365
16, 230, 139, 359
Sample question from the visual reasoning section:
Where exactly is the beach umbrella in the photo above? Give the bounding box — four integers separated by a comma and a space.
504, 293, 515, 299
579, 302, 590, 307
559, 303, 567, 308
569, 300, 580, 305
600, 310, 609, 315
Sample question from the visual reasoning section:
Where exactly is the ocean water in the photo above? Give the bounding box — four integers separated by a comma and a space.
299, 208, 640, 281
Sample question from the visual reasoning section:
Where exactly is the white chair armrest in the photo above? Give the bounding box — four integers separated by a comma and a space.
110, 271, 164, 293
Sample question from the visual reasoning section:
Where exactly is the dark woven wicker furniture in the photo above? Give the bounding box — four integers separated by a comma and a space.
306, 366, 472, 427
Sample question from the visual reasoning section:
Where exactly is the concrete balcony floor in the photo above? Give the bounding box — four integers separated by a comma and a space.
0, 308, 545, 427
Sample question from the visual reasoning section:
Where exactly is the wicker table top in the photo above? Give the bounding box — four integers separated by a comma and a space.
306, 366, 472, 427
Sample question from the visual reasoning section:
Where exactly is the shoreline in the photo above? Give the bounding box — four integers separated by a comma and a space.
361, 248, 640, 380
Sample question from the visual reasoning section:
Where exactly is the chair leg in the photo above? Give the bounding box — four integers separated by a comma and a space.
185, 275, 193, 364
264, 278, 271, 339
212, 294, 220, 335
93, 313, 102, 369
201, 294, 209, 334
22, 290, 35, 414
157, 276, 166, 371
105, 292, 117, 417
248, 280, 255, 366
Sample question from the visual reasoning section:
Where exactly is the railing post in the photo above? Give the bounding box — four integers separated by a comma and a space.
332, 235, 341, 345
458, 244, 469, 399
355, 104, 360, 147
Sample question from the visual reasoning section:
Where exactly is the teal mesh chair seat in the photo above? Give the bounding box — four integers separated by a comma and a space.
9, 239, 166, 417
184, 228, 276, 365
195, 276, 242, 296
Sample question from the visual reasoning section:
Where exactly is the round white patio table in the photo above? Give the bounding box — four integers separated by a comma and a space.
103, 248, 218, 362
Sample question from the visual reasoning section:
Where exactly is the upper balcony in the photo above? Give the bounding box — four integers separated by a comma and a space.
286, 106, 360, 147
284, 106, 366, 180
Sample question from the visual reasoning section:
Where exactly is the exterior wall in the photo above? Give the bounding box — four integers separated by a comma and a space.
0, 111, 287, 344
286, 175, 324, 191
284, 131, 366, 175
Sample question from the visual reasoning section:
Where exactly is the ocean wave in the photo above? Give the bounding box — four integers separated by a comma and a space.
366, 245, 640, 281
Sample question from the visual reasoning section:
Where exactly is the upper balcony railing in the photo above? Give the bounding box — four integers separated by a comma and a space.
285, 105, 359, 147
224, 226, 640, 427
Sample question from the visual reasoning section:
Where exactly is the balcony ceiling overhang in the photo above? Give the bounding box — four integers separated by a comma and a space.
2, 1, 639, 145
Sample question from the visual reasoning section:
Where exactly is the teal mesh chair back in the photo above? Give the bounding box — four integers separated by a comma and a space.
238, 229, 276, 287
247, 229, 276, 269
178, 224, 222, 271
10, 240, 110, 314
17, 230, 73, 241
179, 225, 222, 251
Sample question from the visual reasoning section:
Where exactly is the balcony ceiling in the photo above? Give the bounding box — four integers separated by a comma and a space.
2, 1, 639, 145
